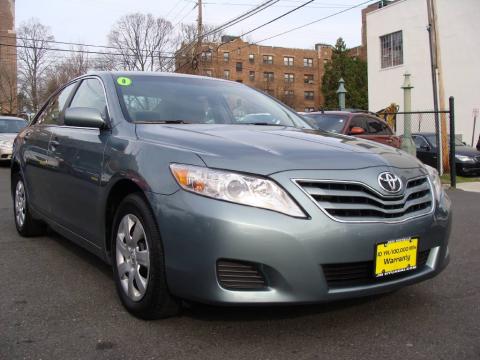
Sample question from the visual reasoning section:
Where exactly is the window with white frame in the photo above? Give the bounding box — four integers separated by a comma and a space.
380, 31, 403, 69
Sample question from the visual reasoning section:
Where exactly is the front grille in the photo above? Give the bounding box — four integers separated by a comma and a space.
323, 249, 430, 288
217, 259, 267, 290
475, 155, 480, 163
295, 176, 432, 222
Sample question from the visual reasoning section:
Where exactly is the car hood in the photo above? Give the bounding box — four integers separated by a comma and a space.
136, 124, 422, 175
456, 145, 480, 157
0, 133, 16, 144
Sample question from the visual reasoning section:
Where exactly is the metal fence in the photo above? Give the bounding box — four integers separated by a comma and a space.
379, 97, 456, 187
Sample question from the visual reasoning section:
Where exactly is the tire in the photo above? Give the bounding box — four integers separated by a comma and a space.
12, 172, 46, 237
111, 193, 180, 319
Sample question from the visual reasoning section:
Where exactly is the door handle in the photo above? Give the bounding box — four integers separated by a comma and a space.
50, 138, 60, 151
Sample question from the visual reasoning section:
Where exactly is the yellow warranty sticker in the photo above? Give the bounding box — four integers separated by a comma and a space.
375, 237, 418, 277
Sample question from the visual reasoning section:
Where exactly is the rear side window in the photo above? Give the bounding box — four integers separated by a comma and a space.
36, 83, 77, 125
70, 78, 107, 117
366, 118, 392, 135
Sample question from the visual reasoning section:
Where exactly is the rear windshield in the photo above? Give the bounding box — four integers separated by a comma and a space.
114, 75, 310, 128
302, 114, 347, 133
0, 119, 27, 133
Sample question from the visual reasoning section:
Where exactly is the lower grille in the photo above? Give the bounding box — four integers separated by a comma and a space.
217, 259, 267, 290
322, 249, 430, 288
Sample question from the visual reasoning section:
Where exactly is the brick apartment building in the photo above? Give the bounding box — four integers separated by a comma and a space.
0, 0, 17, 115
175, 36, 333, 112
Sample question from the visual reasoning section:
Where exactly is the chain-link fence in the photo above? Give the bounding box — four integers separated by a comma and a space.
379, 97, 456, 187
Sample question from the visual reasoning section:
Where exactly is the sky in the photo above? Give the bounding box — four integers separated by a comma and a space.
15, 0, 369, 51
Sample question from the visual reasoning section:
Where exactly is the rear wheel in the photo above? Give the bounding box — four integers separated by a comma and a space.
111, 193, 180, 319
12, 173, 46, 237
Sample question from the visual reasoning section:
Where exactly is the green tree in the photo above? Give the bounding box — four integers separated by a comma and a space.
321, 38, 368, 110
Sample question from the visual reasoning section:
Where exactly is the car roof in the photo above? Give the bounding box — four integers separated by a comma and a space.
0, 116, 26, 121
82, 70, 233, 84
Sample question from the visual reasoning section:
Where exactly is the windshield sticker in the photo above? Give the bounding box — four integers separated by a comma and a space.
117, 77, 132, 86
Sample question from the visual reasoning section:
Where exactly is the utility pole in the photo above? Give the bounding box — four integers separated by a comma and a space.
190, 0, 203, 74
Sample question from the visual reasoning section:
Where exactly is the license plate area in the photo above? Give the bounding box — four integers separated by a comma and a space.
375, 237, 418, 278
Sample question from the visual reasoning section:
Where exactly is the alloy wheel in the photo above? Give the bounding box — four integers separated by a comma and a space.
15, 180, 26, 228
116, 214, 150, 302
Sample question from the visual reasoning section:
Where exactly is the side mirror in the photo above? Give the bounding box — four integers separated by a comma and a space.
64, 107, 106, 129
420, 144, 431, 151
349, 126, 365, 135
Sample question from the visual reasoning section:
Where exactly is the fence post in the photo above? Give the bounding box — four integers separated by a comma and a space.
449, 96, 456, 188
401, 72, 416, 156
337, 78, 347, 110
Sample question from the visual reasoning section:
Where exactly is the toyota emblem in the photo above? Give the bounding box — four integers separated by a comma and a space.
378, 172, 402, 193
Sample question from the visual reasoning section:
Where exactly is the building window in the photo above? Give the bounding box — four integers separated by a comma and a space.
380, 31, 403, 68
249, 54, 255, 64
283, 56, 294, 66
263, 72, 274, 82
304, 74, 314, 84
236, 62, 243, 72
223, 52, 230, 63
224, 70, 230, 80
284, 73, 294, 83
265, 89, 275, 96
303, 58, 313, 67
284, 90, 294, 97
249, 71, 255, 81
201, 51, 212, 62
304, 107, 315, 112
204, 69, 212, 77
304, 91, 314, 100
263, 55, 273, 64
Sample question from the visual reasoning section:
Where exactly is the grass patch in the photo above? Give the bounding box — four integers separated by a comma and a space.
441, 174, 480, 184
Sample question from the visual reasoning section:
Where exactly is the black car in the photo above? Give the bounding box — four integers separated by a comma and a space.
411, 132, 480, 175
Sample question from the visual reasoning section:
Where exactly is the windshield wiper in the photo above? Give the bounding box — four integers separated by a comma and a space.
135, 120, 192, 124
243, 122, 284, 126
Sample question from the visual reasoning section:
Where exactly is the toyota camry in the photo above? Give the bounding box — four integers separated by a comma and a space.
11, 72, 451, 319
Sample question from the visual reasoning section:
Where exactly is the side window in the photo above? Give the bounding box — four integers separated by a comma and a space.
413, 136, 428, 149
70, 78, 107, 117
366, 118, 391, 135
348, 116, 367, 132
36, 83, 77, 125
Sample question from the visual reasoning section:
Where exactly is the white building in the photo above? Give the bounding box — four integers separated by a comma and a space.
366, 0, 480, 144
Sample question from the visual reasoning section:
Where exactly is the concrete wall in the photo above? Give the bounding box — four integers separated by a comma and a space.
367, 0, 480, 143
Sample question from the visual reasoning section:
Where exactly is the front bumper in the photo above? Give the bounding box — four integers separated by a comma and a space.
0, 147, 13, 160
148, 170, 452, 305
457, 161, 480, 174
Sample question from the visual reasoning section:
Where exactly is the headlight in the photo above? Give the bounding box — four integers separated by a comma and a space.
424, 164, 443, 200
170, 163, 306, 217
455, 154, 475, 163
0, 140, 12, 148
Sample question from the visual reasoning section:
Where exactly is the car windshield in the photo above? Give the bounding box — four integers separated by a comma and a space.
0, 119, 27, 133
114, 75, 310, 128
302, 114, 347, 133
425, 135, 464, 147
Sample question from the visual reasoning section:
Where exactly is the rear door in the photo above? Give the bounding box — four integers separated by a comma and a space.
47, 77, 109, 246
20, 83, 77, 215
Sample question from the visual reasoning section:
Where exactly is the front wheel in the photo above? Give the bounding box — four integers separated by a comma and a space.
12, 173, 46, 237
111, 194, 180, 319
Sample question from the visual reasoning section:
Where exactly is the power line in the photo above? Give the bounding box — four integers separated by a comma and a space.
250, 0, 375, 45
203, 1, 349, 9
0, 43, 175, 59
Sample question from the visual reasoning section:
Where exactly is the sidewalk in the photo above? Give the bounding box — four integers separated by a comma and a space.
455, 182, 480, 193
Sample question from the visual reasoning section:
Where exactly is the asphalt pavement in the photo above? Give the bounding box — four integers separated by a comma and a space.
0, 164, 479, 360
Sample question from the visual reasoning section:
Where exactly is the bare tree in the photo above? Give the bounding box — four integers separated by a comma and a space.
44, 47, 91, 95
107, 13, 174, 72
17, 19, 54, 112
177, 23, 225, 45
0, 66, 17, 115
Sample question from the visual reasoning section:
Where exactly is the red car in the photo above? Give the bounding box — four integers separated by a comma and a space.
301, 110, 401, 149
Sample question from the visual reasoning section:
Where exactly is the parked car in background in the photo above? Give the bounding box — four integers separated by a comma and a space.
0, 116, 28, 162
411, 132, 480, 176
300, 110, 401, 148
12, 72, 450, 319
